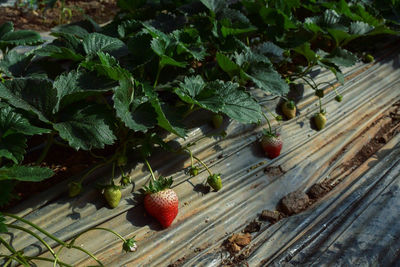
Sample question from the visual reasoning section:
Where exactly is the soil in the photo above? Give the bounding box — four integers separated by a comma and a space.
259, 210, 283, 223
0, 0, 119, 32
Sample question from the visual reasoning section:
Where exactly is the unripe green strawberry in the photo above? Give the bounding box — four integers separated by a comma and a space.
207, 174, 222, 191
121, 176, 131, 186
281, 100, 296, 119
314, 112, 327, 131
315, 90, 324, 98
68, 182, 82, 197
363, 54, 374, 63
189, 166, 199, 176
104, 185, 121, 208
117, 155, 128, 167
212, 114, 223, 129
335, 95, 343, 102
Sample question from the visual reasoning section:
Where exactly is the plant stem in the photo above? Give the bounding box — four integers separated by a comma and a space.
189, 149, 194, 167
264, 106, 281, 125
153, 61, 162, 89
144, 158, 156, 181
78, 157, 115, 184
300, 76, 317, 91
0, 254, 28, 267
262, 113, 272, 133
111, 162, 116, 182
0, 237, 30, 266
191, 154, 213, 176
319, 97, 323, 113
6, 224, 59, 263
36, 132, 54, 165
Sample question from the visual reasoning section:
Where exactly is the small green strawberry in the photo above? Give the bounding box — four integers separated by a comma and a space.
363, 54, 374, 63
189, 166, 199, 176
121, 176, 131, 187
117, 155, 128, 167
314, 112, 327, 131
104, 184, 121, 208
335, 95, 343, 102
281, 100, 296, 119
68, 182, 82, 197
212, 114, 223, 129
207, 174, 222, 191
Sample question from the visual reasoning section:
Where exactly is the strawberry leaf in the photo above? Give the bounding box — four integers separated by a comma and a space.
0, 134, 26, 164
200, 0, 226, 14
216, 52, 241, 78
0, 165, 53, 182
53, 70, 117, 112
246, 64, 290, 96
0, 78, 57, 123
143, 84, 186, 137
0, 29, 42, 46
0, 212, 7, 232
0, 51, 33, 77
83, 33, 127, 57
0, 22, 13, 39
35, 45, 85, 61
54, 103, 116, 150
113, 79, 157, 132
0, 181, 15, 207
210, 80, 262, 123
322, 48, 358, 67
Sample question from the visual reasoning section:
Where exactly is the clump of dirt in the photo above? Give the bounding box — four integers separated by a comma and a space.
224, 233, 252, 254
0, 0, 119, 32
307, 182, 333, 199
243, 220, 261, 233
167, 256, 186, 267
279, 190, 310, 215
264, 165, 285, 177
259, 210, 283, 224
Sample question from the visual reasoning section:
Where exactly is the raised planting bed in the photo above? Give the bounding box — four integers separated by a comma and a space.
0, 1, 400, 266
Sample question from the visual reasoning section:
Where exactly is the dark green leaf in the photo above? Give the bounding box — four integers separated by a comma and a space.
83, 33, 127, 56
0, 134, 26, 164
322, 48, 358, 67
246, 64, 290, 96
0, 50, 33, 77
221, 26, 257, 38
349, 21, 374, 35
143, 84, 186, 137
0, 30, 42, 46
53, 70, 117, 112
51, 25, 89, 39
0, 165, 53, 182
0, 22, 13, 39
35, 45, 84, 61
54, 103, 117, 150
200, 0, 226, 14
293, 42, 317, 64
0, 212, 7, 232
0, 180, 15, 208
113, 79, 157, 132
216, 52, 241, 77
0, 78, 57, 123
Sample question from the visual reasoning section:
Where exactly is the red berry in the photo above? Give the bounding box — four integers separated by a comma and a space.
261, 134, 283, 159
144, 189, 179, 228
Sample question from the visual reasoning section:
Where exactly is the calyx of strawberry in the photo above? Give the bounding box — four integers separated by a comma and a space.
123, 237, 137, 252
143, 176, 173, 194
286, 100, 295, 110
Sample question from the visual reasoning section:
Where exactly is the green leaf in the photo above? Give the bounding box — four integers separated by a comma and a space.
349, 21, 374, 35
216, 52, 241, 77
0, 180, 15, 208
51, 25, 89, 39
0, 134, 26, 164
0, 78, 57, 123
0, 105, 50, 137
210, 80, 262, 123
293, 42, 317, 64
174, 75, 222, 111
0, 30, 42, 46
85, 52, 132, 81
0, 165, 53, 182
54, 103, 117, 150
221, 26, 257, 38
0, 50, 33, 77
0, 22, 13, 39
35, 45, 85, 61
143, 84, 186, 137
53, 70, 117, 112
0, 212, 7, 232
172, 29, 207, 61
200, 0, 226, 14
255, 42, 284, 62
322, 48, 358, 67
113, 79, 157, 132
83, 33, 127, 56
246, 64, 289, 96
150, 38, 187, 68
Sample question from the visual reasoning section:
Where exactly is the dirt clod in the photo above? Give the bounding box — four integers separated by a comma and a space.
279, 190, 310, 215
260, 210, 282, 223
243, 221, 261, 233
225, 233, 252, 254
264, 165, 285, 177
307, 183, 332, 199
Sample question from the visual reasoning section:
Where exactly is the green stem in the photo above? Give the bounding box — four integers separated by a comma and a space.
191, 154, 213, 176
68, 245, 104, 266
153, 61, 162, 89
111, 162, 116, 181
78, 157, 114, 184
6, 224, 59, 263
264, 106, 280, 125
262, 113, 272, 134
300, 76, 317, 91
23, 255, 72, 267
319, 97, 323, 113
36, 132, 54, 165
0, 237, 30, 266
0, 254, 28, 267
189, 149, 194, 167
89, 150, 107, 160
144, 158, 156, 181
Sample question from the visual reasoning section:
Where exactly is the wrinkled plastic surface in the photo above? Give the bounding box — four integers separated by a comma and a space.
1, 41, 400, 266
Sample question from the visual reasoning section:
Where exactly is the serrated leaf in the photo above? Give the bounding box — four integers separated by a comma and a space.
221, 25, 257, 37
53, 70, 117, 112
246, 64, 290, 96
293, 42, 317, 64
322, 48, 358, 67
143, 84, 186, 137
349, 21, 374, 35
0, 78, 57, 123
200, 0, 226, 14
216, 52, 241, 77
172, 29, 207, 61
174, 75, 222, 111
255, 42, 284, 62
0, 30, 42, 46
51, 25, 89, 39
54, 103, 116, 150
35, 45, 84, 61
210, 80, 262, 123
85, 52, 132, 81
0, 50, 33, 77
0, 134, 26, 164
83, 33, 127, 56
0, 105, 50, 136
0, 165, 53, 182
113, 79, 157, 132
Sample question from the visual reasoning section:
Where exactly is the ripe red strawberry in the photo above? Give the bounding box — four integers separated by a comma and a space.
260, 132, 283, 159
144, 176, 178, 228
